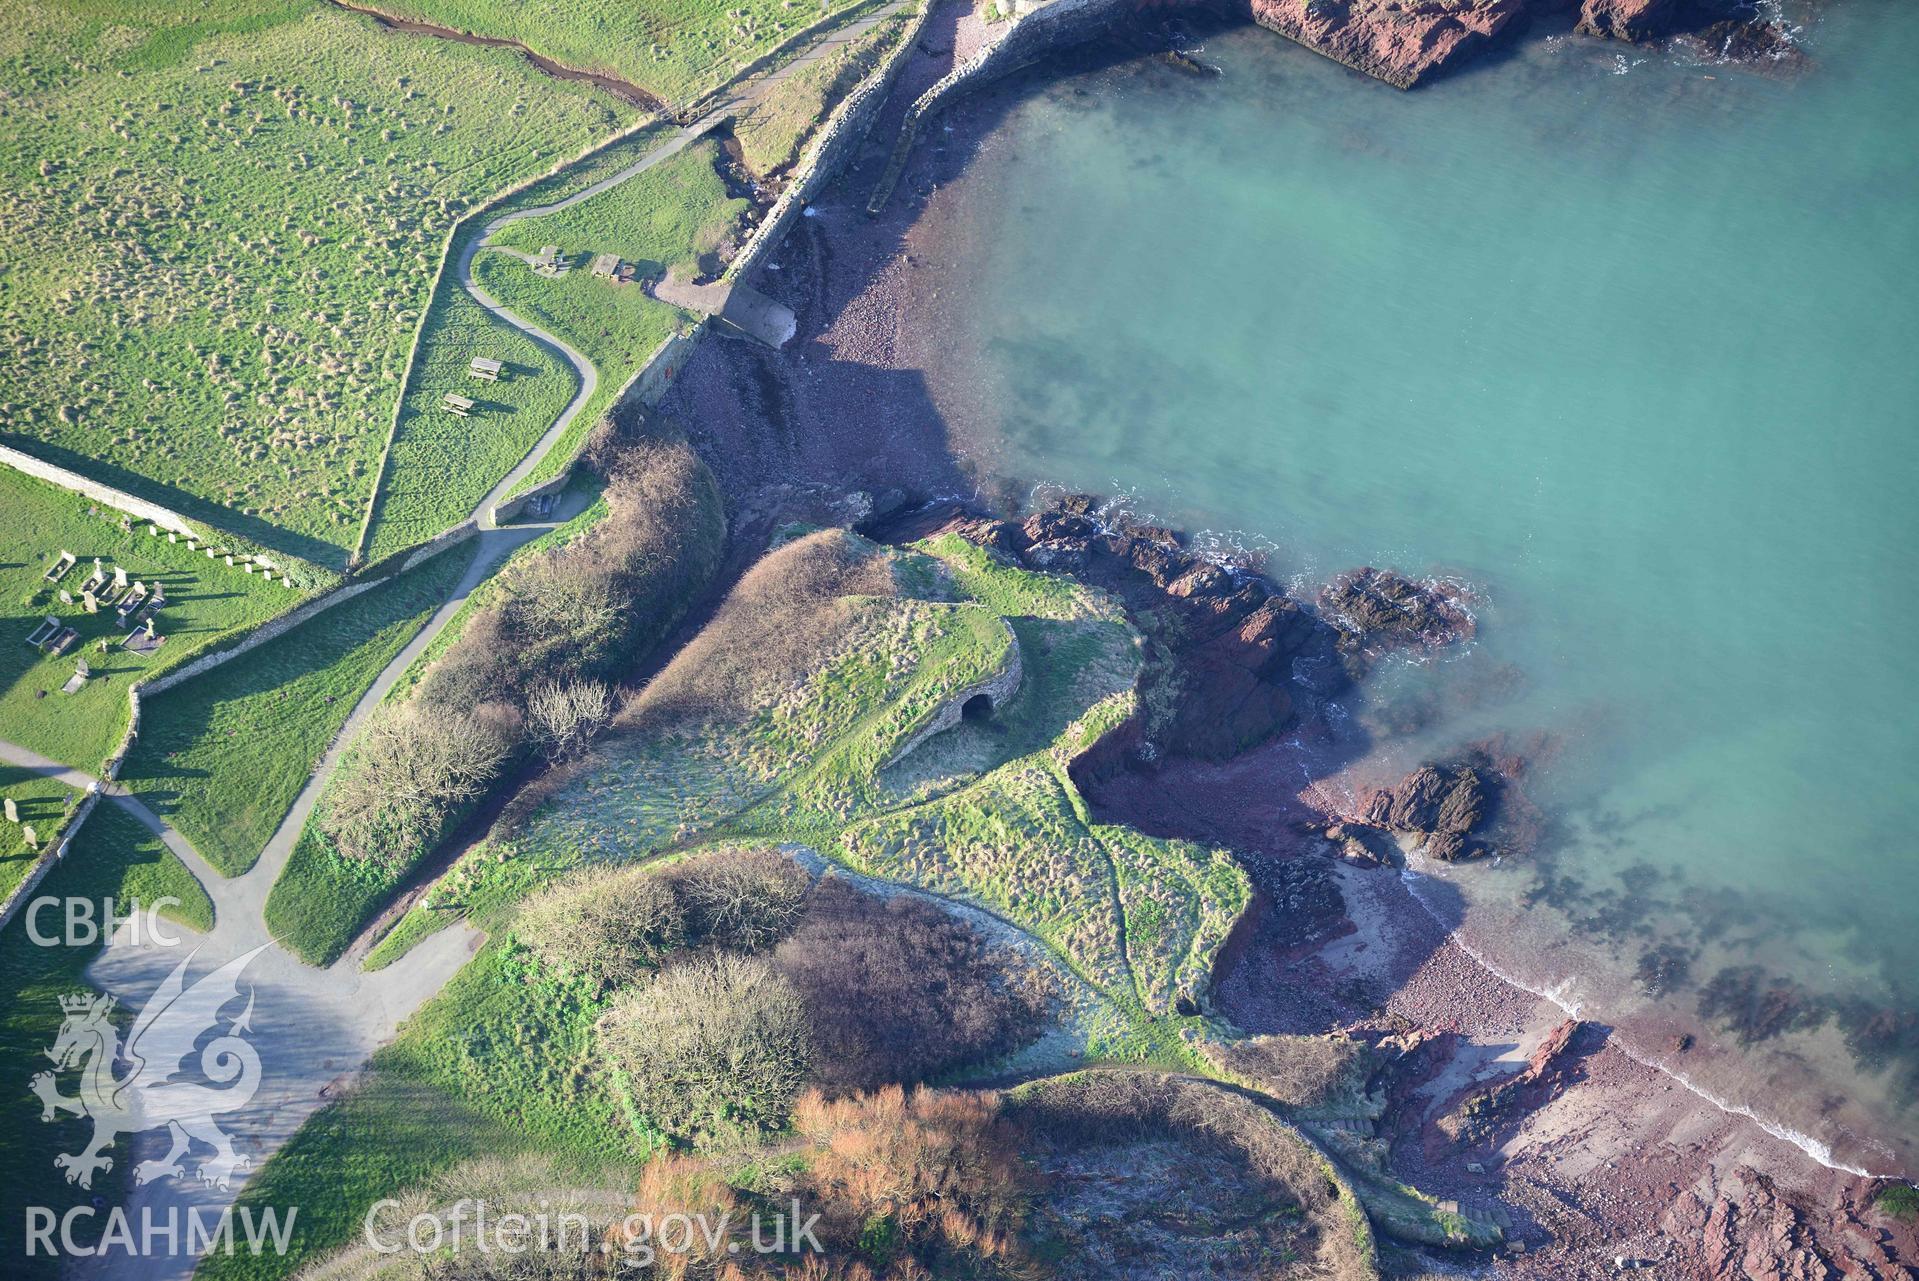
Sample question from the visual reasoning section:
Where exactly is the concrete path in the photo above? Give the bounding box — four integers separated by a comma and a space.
458, 0, 909, 517
8, 13, 913, 1275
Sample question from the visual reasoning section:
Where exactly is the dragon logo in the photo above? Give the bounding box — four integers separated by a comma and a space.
31, 946, 266, 1191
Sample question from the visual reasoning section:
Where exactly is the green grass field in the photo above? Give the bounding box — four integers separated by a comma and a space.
0, 802, 213, 1273
116, 540, 480, 876
1, 0, 634, 567
473, 139, 746, 492
0, 771, 81, 905
0, 468, 293, 771
360, 277, 581, 562
375, 0, 872, 105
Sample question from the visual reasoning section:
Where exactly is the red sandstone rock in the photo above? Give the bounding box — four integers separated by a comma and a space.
1247, 0, 1524, 89
1577, 0, 1677, 43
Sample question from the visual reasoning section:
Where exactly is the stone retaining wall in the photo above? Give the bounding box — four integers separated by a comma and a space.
726, 0, 941, 282
0, 444, 200, 539
867, 0, 1136, 212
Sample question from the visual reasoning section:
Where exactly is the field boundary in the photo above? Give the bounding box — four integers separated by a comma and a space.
98, 523, 480, 782
0, 444, 200, 539
350, 115, 669, 567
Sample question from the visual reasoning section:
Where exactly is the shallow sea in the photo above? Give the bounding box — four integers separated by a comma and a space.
908, 0, 1919, 1171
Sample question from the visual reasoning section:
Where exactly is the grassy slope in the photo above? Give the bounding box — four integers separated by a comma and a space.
0, 802, 214, 1272
733, 9, 910, 178
0, 772, 80, 904
408, 536, 1247, 1041
0, 468, 290, 770
0, 0, 631, 567
478, 140, 747, 490
219, 539, 1248, 1281
269, 441, 726, 967
359, 280, 578, 562
375, 0, 871, 104
116, 540, 481, 876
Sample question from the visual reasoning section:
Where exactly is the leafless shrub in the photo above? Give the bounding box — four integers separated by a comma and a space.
526, 678, 613, 761
599, 952, 810, 1145
791, 1085, 1033, 1267
421, 432, 724, 713
518, 865, 687, 991
669, 848, 811, 952
322, 701, 518, 866
774, 880, 1046, 1093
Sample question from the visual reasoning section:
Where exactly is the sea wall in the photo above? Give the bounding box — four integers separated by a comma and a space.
726, 0, 941, 281
864, 0, 1139, 212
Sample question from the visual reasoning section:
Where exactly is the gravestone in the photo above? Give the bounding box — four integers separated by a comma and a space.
244, 562, 255, 574
22, 825, 38, 850
59, 589, 73, 604
168, 531, 178, 544
113, 566, 128, 589
148, 524, 158, 536
3, 797, 16, 824
224, 555, 234, 566
186, 538, 198, 550
82, 590, 99, 614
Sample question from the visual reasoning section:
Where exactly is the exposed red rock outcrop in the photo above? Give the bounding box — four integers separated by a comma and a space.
1247, 0, 1524, 89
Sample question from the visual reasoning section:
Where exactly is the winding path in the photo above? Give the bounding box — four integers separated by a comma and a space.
5, 11, 917, 1276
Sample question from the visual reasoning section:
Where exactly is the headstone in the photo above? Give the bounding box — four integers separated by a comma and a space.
224, 555, 234, 566
22, 825, 38, 850
144, 617, 156, 638
3, 797, 16, 824
168, 531, 178, 544
244, 562, 255, 574
186, 538, 198, 550
76, 658, 89, 678
113, 566, 128, 589
206, 547, 216, 558
82, 590, 99, 613
147, 524, 158, 536
59, 589, 72, 604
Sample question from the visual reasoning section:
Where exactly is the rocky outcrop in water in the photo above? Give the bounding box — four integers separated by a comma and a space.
955, 497, 1346, 760
1321, 565, 1474, 657
1362, 761, 1495, 861
1245, 0, 1802, 90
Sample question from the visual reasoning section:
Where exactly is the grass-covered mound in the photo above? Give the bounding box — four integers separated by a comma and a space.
117, 539, 479, 876
394, 529, 1249, 1050
0, 468, 291, 769
292, 1074, 1379, 1281
0, 0, 633, 565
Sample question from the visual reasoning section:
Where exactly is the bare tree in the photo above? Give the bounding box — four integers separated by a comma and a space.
322, 701, 518, 866
525, 679, 613, 761
599, 952, 810, 1144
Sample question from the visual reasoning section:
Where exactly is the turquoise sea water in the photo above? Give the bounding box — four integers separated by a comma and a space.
916, 1, 1919, 1170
